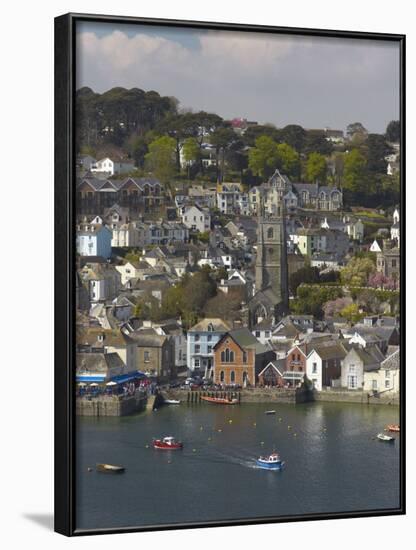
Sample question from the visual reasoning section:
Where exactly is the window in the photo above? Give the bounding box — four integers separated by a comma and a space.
220, 371, 224, 382
195, 345, 200, 354
385, 379, 390, 389
265, 331, 270, 338
144, 351, 150, 362
208, 324, 214, 332
221, 351, 225, 362
349, 364, 356, 374
194, 334, 200, 342
312, 362, 317, 374
372, 380, 378, 390
255, 331, 261, 338
207, 346, 212, 354
207, 335, 212, 342
230, 351, 234, 362
194, 358, 200, 368
230, 371, 235, 383
385, 370, 390, 379
348, 375, 357, 389
392, 259, 397, 268
267, 227, 274, 239
243, 352, 247, 363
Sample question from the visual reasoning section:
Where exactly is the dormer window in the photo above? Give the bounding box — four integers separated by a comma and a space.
208, 324, 214, 332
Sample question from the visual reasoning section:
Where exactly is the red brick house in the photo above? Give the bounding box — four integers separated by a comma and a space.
285, 344, 308, 386
213, 328, 274, 387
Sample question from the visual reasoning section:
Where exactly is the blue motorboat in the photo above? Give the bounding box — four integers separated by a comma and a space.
256, 452, 284, 470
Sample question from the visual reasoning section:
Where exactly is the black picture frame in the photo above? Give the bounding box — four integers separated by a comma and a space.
54, 12, 406, 537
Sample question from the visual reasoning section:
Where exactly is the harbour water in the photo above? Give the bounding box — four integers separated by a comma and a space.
76, 402, 400, 530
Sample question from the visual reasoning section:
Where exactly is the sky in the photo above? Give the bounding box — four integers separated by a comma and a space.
76, 21, 400, 133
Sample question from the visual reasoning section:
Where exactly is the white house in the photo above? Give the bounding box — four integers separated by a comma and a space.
111, 221, 147, 248
181, 205, 211, 233
79, 263, 121, 303
91, 157, 135, 176
370, 239, 382, 253
76, 224, 112, 259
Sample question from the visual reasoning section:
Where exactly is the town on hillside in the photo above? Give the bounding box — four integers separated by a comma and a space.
75, 89, 400, 410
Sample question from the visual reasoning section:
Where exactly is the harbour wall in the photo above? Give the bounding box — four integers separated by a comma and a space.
313, 389, 399, 406
76, 392, 147, 416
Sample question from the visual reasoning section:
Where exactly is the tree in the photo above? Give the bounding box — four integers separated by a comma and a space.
385, 120, 400, 143
304, 132, 333, 156
276, 143, 300, 178
248, 136, 280, 177
365, 133, 392, 173
242, 125, 281, 147
323, 297, 352, 318
368, 272, 396, 290
289, 266, 320, 295
182, 137, 200, 179
145, 136, 177, 186
340, 256, 376, 287
305, 152, 327, 183
346, 122, 368, 141
343, 149, 367, 192
279, 125, 306, 152
204, 292, 242, 323
210, 127, 237, 183
340, 303, 363, 323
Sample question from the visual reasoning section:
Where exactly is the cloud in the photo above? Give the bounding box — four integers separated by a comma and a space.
76, 26, 400, 132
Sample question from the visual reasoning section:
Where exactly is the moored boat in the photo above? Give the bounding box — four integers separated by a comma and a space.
386, 424, 400, 433
377, 433, 395, 442
153, 436, 183, 450
256, 452, 284, 470
200, 395, 238, 405
96, 463, 125, 473
164, 399, 181, 405
265, 410, 276, 415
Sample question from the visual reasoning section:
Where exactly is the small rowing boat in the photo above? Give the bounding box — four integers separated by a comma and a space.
96, 463, 125, 473
265, 410, 276, 415
200, 396, 238, 405
377, 433, 395, 442
386, 424, 400, 433
256, 452, 284, 470
164, 399, 181, 405
153, 436, 183, 450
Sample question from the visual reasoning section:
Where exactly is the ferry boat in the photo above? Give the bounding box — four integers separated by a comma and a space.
377, 433, 395, 442
153, 436, 183, 450
256, 452, 284, 470
386, 424, 400, 433
96, 463, 125, 473
200, 396, 238, 405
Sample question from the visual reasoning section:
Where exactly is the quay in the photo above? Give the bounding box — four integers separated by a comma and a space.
76, 390, 147, 416
164, 387, 313, 405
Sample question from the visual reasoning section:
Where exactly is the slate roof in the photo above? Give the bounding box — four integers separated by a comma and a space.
76, 352, 125, 374
189, 318, 231, 333
215, 327, 270, 354
381, 349, 400, 370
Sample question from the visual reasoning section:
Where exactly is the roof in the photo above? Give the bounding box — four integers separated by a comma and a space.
188, 318, 231, 333
381, 349, 400, 370
76, 352, 125, 374
258, 359, 285, 377
310, 342, 349, 361
128, 328, 168, 347
215, 328, 270, 354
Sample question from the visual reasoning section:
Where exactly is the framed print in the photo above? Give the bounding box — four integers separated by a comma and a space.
55, 13, 405, 536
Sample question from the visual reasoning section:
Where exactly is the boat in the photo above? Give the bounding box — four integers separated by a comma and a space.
256, 452, 284, 470
386, 424, 400, 433
377, 433, 395, 442
265, 410, 276, 415
153, 436, 183, 450
200, 395, 238, 405
96, 463, 125, 473
164, 399, 181, 405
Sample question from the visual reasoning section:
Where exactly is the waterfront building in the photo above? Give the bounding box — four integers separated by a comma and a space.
127, 327, 175, 381
257, 359, 286, 387
340, 345, 383, 390
187, 318, 230, 377
180, 204, 211, 233
212, 328, 274, 387
305, 342, 349, 391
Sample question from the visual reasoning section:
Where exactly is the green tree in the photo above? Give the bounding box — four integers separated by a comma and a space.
340, 257, 376, 287
340, 303, 363, 323
248, 136, 279, 177
305, 152, 327, 183
289, 266, 320, 295
366, 133, 391, 173
210, 127, 237, 182
276, 143, 300, 178
385, 120, 400, 143
346, 122, 368, 141
145, 135, 177, 187
279, 125, 306, 152
182, 137, 200, 179
343, 149, 367, 192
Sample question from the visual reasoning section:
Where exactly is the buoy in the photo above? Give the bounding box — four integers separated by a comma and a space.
253, 422, 256, 426
145, 444, 149, 448
294, 433, 297, 437
228, 420, 233, 424
200, 427, 203, 430
260, 441, 264, 445
278, 418, 282, 422
168, 460, 172, 464
87, 467, 92, 472
192, 448, 196, 452
208, 437, 212, 441
218, 429, 222, 432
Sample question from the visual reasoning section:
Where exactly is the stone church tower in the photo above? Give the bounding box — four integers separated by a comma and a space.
249, 196, 289, 326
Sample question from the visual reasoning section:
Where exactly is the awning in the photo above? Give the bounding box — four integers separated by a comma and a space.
76, 375, 106, 383
110, 372, 145, 384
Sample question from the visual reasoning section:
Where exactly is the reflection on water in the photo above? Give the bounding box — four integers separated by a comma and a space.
76, 402, 400, 530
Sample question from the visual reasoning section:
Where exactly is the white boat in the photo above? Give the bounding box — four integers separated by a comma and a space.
377, 433, 395, 442
164, 399, 181, 405
256, 452, 284, 470
265, 410, 276, 415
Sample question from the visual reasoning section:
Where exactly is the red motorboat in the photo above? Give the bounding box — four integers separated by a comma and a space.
200, 396, 238, 405
386, 424, 400, 433
153, 436, 183, 450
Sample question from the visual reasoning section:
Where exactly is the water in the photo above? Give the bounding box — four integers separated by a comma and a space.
76, 402, 400, 530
